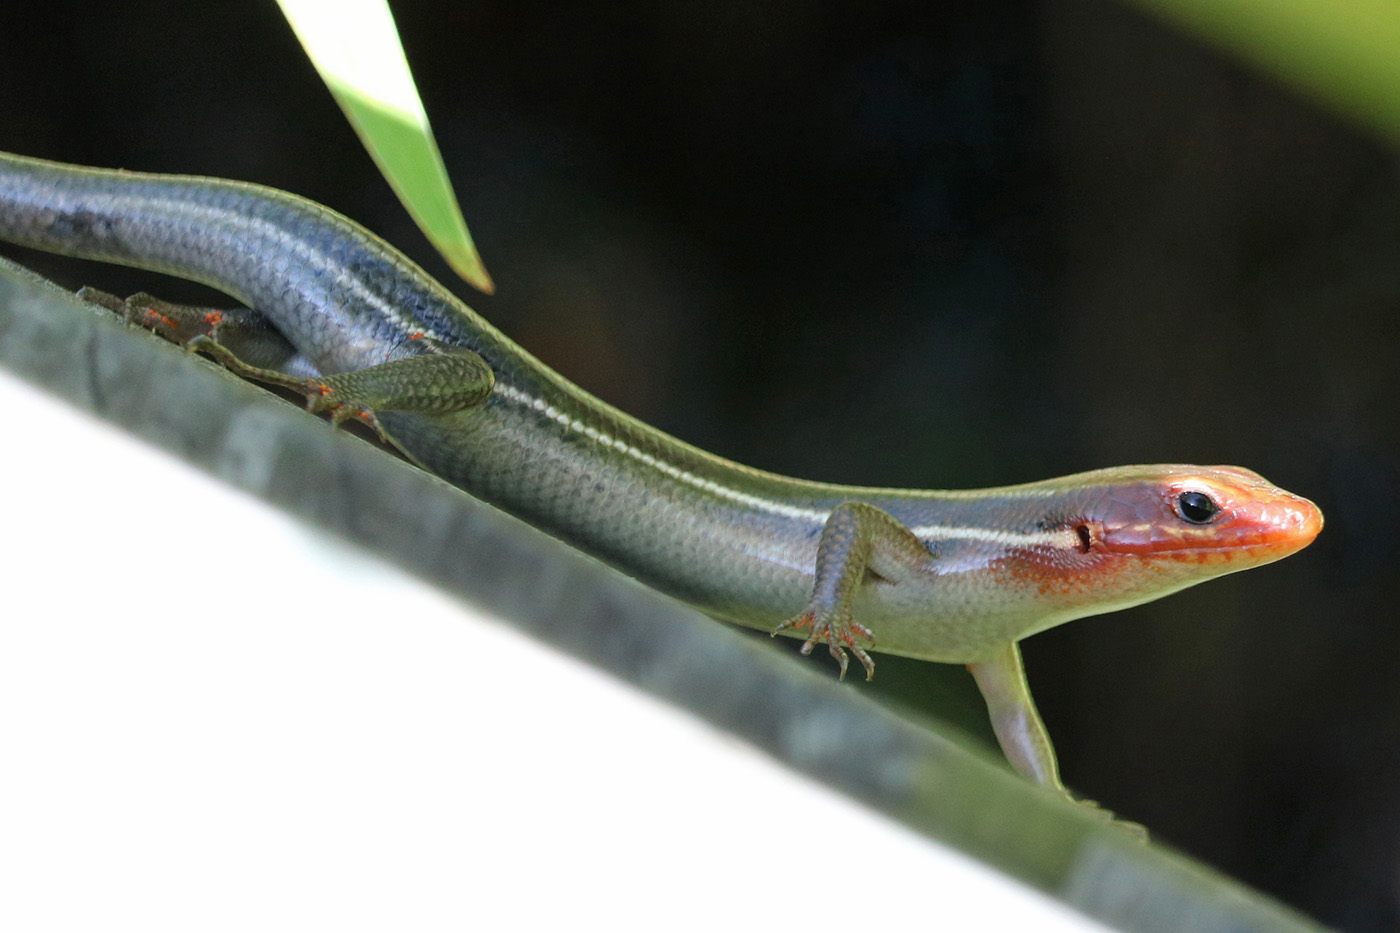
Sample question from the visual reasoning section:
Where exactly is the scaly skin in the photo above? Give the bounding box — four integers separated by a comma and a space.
0, 151, 1323, 813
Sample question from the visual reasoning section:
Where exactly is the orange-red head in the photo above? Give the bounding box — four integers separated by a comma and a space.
953, 464, 1323, 646
1081, 464, 1322, 566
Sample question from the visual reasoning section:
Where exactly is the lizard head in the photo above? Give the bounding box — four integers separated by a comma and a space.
1079, 464, 1323, 567
990, 464, 1323, 640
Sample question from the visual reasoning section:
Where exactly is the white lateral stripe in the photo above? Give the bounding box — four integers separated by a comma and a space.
494, 383, 1080, 552
909, 525, 1079, 548
494, 384, 830, 522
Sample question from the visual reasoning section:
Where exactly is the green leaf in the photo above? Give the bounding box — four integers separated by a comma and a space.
1122, 0, 1400, 147
276, 0, 495, 294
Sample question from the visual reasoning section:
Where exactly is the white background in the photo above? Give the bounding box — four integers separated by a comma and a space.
0, 368, 1105, 931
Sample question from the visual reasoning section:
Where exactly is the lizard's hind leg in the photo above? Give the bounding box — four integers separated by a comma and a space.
77, 286, 495, 460
77, 287, 317, 376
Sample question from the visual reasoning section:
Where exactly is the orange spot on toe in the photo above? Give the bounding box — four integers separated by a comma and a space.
143, 309, 179, 331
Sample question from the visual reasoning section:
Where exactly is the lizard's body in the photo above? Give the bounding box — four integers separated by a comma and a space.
0, 151, 1323, 809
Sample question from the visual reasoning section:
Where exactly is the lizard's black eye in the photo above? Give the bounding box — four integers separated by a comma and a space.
1176, 491, 1220, 524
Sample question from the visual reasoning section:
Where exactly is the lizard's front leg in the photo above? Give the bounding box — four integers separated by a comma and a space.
773, 501, 936, 680
966, 642, 1061, 790
970, 643, 1147, 836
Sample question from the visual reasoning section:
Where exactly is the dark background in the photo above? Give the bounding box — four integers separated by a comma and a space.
2, 2, 1396, 928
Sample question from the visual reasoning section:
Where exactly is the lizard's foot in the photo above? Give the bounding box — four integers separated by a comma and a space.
77, 287, 314, 374
180, 335, 394, 443
1072, 796, 1148, 841
772, 609, 876, 681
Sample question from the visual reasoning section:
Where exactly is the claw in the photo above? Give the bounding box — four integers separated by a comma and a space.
1074, 797, 1148, 840
851, 643, 875, 681
771, 611, 813, 636
774, 607, 875, 680
324, 402, 389, 442
828, 641, 850, 681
